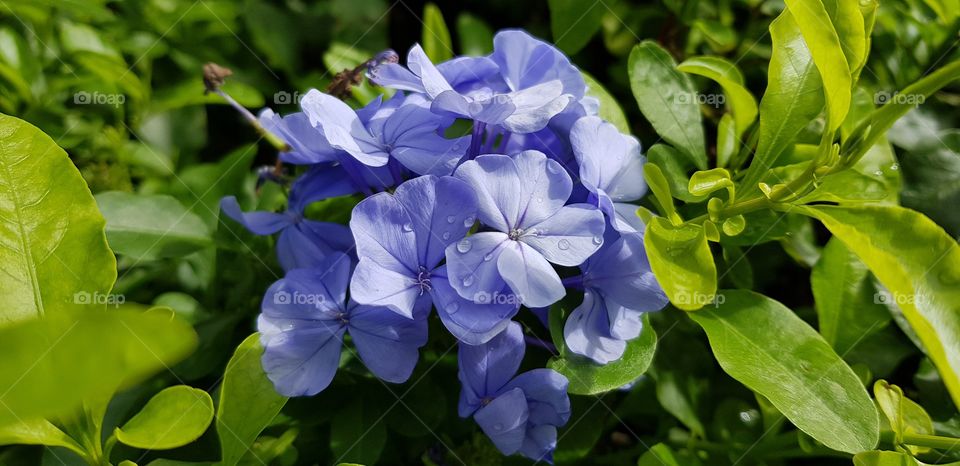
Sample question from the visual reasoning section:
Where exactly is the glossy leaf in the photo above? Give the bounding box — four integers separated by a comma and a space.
689, 290, 879, 453
217, 334, 288, 466
795, 169, 891, 204
795, 204, 960, 409
0, 310, 197, 428
583, 71, 629, 133
96, 192, 212, 261
0, 113, 116, 325
629, 41, 706, 169
549, 315, 657, 395
548, 0, 605, 54
115, 385, 214, 450
687, 168, 732, 197
677, 56, 758, 136
740, 10, 824, 196
422, 3, 453, 63
644, 218, 716, 311
638, 443, 701, 466
783, 0, 853, 131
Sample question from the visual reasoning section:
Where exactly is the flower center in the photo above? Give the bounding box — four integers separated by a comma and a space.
481, 396, 494, 406
336, 312, 349, 325
508, 228, 523, 241
416, 266, 432, 295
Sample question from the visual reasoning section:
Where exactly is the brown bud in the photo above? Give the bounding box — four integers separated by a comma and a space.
203, 62, 234, 94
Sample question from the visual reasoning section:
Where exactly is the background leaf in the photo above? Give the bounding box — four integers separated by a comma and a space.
548, 0, 606, 55
629, 41, 706, 169
422, 3, 453, 63
96, 192, 212, 261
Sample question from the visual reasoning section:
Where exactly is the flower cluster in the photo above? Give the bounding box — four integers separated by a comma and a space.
221, 29, 668, 462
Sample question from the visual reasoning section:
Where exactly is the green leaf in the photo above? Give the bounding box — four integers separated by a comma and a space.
95, 192, 212, 261
0, 310, 197, 428
643, 164, 679, 221
812, 238, 890, 354
456, 13, 493, 56
217, 334, 288, 466
794, 204, 960, 409
874, 380, 934, 454
689, 290, 879, 453
853, 450, 919, 466
900, 129, 960, 236
783, 0, 853, 132
687, 168, 732, 197
795, 170, 891, 204
422, 3, 453, 63
549, 314, 657, 395
638, 443, 701, 466
115, 385, 214, 450
0, 113, 115, 325
739, 9, 824, 196
0, 419, 85, 455
716, 113, 737, 168
677, 56, 758, 136
629, 41, 706, 169
583, 71, 629, 134
548, 0, 605, 54
644, 218, 716, 311
647, 145, 699, 203
330, 398, 386, 465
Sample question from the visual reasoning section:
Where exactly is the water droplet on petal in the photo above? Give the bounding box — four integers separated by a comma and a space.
592, 236, 603, 245
483, 252, 494, 262
463, 215, 476, 227
536, 197, 543, 204
462, 274, 475, 287
446, 215, 456, 224
446, 302, 460, 313
402, 222, 414, 232
558, 239, 571, 250
457, 239, 472, 253
442, 232, 451, 240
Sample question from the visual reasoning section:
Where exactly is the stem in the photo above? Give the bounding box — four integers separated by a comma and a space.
902, 432, 960, 450
466, 121, 486, 161
214, 89, 290, 153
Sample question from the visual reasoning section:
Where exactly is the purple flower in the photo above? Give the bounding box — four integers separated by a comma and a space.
563, 232, 668, 363
349, 175, 518, 344
220, 167, 353, 271
368, 44, 571, 134
445, 150, 605, 308
357, 94, 470, 176
258, 252, 429, 396
570, 116, 649, 233
459, 322, 570, 462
